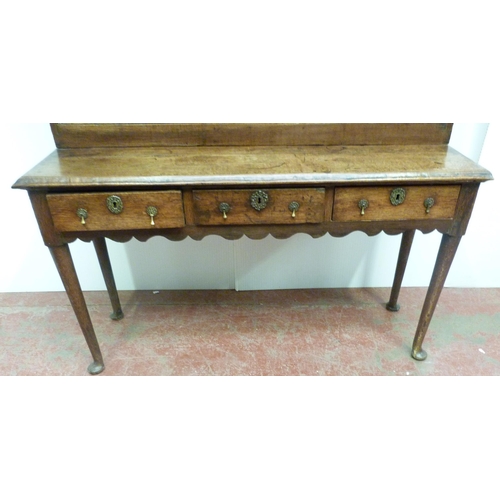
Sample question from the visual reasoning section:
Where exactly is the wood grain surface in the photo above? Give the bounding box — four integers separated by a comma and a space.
50, 123, 454, 148
12, 145, 492, 190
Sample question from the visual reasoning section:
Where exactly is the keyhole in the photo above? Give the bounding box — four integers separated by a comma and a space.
390, 188, 406, 206
106, 195, 123, 214
250, 190, 268, 211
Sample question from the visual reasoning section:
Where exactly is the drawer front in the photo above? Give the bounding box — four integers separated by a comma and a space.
192, 188, 326, 225
47, 191, 185, 231
333, 185, 461, 222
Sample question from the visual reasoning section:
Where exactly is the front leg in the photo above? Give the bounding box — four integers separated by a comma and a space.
49, 244, 105, 374
411, 233, 462, 360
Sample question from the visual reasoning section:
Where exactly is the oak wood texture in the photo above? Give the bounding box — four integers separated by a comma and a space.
192, 188, 326, 225
50, 123, 454, 148
12, 124, 494, 374
13, 145, 492, 190
47, 191, 185, 231
333, 185, 461, 222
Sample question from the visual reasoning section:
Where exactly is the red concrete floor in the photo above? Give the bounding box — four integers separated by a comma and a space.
1, 287, 499, 375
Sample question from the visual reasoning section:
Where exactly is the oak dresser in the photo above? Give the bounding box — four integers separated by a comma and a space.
12, 124, 493, 374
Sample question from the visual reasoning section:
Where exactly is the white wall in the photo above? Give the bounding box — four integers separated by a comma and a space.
1, 123, 497, 293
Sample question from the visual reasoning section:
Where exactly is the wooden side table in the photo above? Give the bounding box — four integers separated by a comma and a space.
12, 124, 493, 374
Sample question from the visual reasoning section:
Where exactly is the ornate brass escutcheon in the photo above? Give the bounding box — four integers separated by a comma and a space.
219, 202, 231, 219
390, 188, 406, 206
106, 195, 124, 214
250, 190, 269, 211
358, 199, 369, 215
288, 201, 300, 218
424, 197, 435, 214
76, 208, 88, 225
146, 206, 158, 225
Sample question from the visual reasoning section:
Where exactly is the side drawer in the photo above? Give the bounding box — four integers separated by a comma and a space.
192, 188, 326, 225
47, 191, 185, 231
333, 185, 461, 222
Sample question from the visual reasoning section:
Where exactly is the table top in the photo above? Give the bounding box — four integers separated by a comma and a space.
12, 144, 493, 190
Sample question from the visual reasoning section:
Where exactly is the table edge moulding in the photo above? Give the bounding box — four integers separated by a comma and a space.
12, 123, 493, 375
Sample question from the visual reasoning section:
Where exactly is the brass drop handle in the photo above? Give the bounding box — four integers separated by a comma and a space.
76, 208, 88, 225
289, 201, 300, 218
424, 197, 435, 214
219, 202, 231, 220
146, 206, 158, 226
358, 199, 369, 216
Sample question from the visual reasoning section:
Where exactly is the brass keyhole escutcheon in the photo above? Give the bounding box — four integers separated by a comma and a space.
424, 197, 435, 214
219, 202, 231, 220
250, 190, 269, 211
289, 201, 300, 218
106, 195, 124, 214
358, 199, 369, 215
390, 188, 406, 206
76, 208, 88, 225
146, 206, 158, 225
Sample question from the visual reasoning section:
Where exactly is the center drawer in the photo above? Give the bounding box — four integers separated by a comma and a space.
192, 188, 326, 225
47, 191, 185, 231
